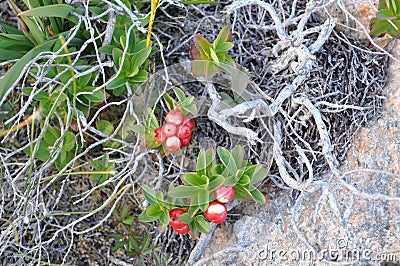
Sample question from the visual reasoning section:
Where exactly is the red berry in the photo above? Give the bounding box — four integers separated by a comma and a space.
181, 137, 191, 147
165, 136, 181, 152
162, 123, 177, 137
169, 208, 186, 228
174, 224, 190, 234
214, 185, 235, 203
178, 124, 192, 140
204, 201, 227, 224
183, 116, 195, 129
154, 127, 165, 143
166, 110, 184, 125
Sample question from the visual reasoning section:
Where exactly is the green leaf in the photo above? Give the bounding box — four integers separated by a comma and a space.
246, 165, 268, 184
188, 196, 201, 217
179, 96, 194, 107
129, 235, 139, 251
182, 173, 204, 186
131, 124, 146, 134
211, 164, 224, 175
19, 4, 80, 23
156, 190, 164, 203
142, 245, 160, 255
107, 76, 127, 90
0, 50, 24, 60
234, 185, 252, 200
62, 131, 75, 152
249, 188, 266, 204
126, 65, 139, 77
376, 9, 395, 19
96, 120, 114, 136
370, 19, 392, 37
122, 215, 134, 225
224, 175, 239, 187
0, 23, 23, 35
81, 88, 105, 103
121, 205, 130, 219
0, 34, 32, 50
98, 45, 117, 55
17, 10, 45, 44
210, 48, 219, 63
169, 185, 200, 198
44, 126, 60, 145
173, 87, 187, 102
55, 150, 68, 170
112, 240, 126, 252
110, 233, 124, 240
120, 55, 132, 75
146, 205, 163, 216
191, 59, 221, 79
112, 208, 121, 220
214, 42, 234, 53
142, 185, 158, 206
0, 39, 57, 103
387, 19, 400, 37
195, 216, 210, 234
217, 147, 237, 176
198, 190, 209, 212
129, 70, 148, 84
89, 159, 102, 170
214, 25, 232, 48
33, 91, 50, 101
208, 175, 224, 191
193, 34, 212, 60
237, 173, 250, 186
141, 233, 151, 251
147, 140, 162, 149
388, 0, 399, 14
177, 213, 192, 224
225, 54, 236, 67
231, 145, 245, 168
131, 46, 151, 68
196, 148, 215, 176
160, 209, 169, 225
132, 39, 148, 53
34, 141, 50, 161
396, 0, 400, 14
138, 211, 159, 222
112, 48, 123, 68
182, 104, 197, 116
163, 92, 176, 110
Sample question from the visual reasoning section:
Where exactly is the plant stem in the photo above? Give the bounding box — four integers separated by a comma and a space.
146, 0, 160, 47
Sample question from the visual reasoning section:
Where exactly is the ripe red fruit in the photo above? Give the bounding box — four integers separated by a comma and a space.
165, 136, 181, 152
182, 116, 195, 129
174, 224, 190, 234
166, 110, 184, 125
178, 124, 192, 140
214, 185, 235, 203
204, 201, 227, 224
180, 137, 191, 147
154, 127, 165, 143
169, 208, 186, 228
162, 123, 177, 137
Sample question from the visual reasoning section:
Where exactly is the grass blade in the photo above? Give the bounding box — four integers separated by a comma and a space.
0, 39, 57, 102
19, 4, 80, 24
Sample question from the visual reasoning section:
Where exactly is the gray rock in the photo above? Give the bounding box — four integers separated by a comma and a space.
197, 28, 400, 266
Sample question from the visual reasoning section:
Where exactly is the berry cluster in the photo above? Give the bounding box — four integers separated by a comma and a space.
154, 110, 195, 152
169, 185, 235, 234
